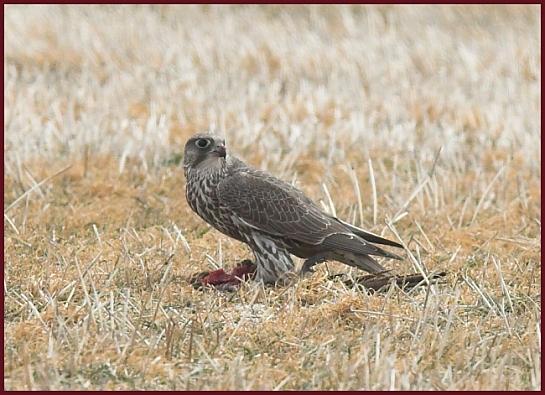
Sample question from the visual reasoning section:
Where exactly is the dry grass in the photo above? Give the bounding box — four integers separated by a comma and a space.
3, 5, 541, 390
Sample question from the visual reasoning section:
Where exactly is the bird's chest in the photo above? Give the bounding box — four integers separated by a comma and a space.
186, 173, 236, 235
186, 176, 221, 220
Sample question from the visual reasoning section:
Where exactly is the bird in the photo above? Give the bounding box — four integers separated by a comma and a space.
183, 132, 414, 290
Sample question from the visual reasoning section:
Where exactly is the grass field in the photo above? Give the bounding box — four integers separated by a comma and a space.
3, 5, 541, 390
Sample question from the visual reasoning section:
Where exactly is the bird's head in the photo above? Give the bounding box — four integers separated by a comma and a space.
183, 133, 227, 172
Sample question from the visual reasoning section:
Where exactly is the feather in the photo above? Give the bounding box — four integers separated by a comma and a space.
322, 233, 403, 260
337, 219, 403, 248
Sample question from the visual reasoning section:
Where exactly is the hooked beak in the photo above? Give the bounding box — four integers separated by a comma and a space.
212, 144, 226, 158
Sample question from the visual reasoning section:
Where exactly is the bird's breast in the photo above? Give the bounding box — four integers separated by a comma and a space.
187, 175, 219, 217
185, 171, 237, 237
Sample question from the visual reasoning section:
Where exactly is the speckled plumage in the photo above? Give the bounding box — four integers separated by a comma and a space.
183, 133, 404, 284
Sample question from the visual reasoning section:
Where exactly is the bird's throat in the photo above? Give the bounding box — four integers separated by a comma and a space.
194, 156, 226, 173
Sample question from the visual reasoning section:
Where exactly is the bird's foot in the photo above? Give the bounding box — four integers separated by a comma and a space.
190, 260, 256, 291
299, 254, 328, 277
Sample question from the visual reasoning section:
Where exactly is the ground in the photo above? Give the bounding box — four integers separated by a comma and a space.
3, 5, 541, 390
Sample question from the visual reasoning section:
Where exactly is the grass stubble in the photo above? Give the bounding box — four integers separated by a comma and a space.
3, 5, 541, 390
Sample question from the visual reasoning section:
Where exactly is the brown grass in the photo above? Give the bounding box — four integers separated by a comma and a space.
3, 4, 541, 390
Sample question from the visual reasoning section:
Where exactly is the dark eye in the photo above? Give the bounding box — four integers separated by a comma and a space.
195, 139, 211, 149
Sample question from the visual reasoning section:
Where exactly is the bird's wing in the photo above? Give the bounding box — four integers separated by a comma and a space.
217, 170, 339, 245
217, 169, 396, 264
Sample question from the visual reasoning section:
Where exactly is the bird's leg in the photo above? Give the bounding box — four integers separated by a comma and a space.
191, 260, 256, 291
300, 254, 329, 277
